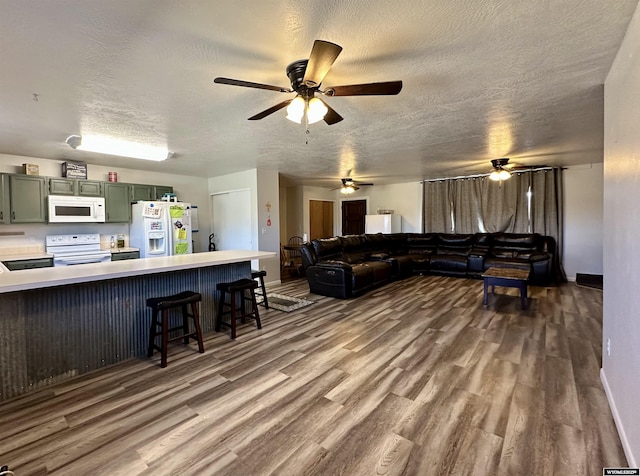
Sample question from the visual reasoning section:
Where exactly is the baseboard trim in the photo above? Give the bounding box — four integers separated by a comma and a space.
601, 368, 637, 467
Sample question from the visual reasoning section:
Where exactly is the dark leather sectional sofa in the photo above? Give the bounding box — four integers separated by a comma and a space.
300, 232, 558, 299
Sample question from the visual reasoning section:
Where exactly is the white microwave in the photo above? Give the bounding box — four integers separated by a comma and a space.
48, 195, 106, 223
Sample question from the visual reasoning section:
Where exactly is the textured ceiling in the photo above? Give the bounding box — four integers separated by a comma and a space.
0, 0, 637, 188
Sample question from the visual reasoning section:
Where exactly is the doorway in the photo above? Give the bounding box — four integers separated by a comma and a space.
309, 200, 334, 240
342, 199, 367, 235
211, 190, 252, 251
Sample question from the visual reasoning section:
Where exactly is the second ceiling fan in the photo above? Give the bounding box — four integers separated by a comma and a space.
214, 40, 402, 125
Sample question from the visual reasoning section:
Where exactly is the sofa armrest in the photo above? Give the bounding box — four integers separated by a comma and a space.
529, 251, 550, 262
316, 260, 354, 272
369, 252, 391, 260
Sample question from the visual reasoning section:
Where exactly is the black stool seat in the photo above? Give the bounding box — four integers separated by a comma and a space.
251, 269, 269, 309
146, 290, 204, 368
146, 290, 202, 310
216, 278, 262, 339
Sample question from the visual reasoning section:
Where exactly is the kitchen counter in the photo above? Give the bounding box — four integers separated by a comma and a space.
0, 249, 276, 401
104, 246, 140, 254
0, 251, 53, 261
0, 250, 273, 294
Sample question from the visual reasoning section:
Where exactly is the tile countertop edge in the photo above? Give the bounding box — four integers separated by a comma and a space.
0, 250, 276, 294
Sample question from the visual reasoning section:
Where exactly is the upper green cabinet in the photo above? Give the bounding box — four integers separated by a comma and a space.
153, 185, 173, 200
0, 174, 9, 224
131, 184, 154, 202
77, 180, 103, 196
104, 182, 131, 223
9, 175, 47, 223
49, 178, 104, 196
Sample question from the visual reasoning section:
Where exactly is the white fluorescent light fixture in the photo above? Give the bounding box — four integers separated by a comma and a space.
65, 135, 170, 161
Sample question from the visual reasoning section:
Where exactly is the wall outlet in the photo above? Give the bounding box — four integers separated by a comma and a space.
606, 338, 611, 356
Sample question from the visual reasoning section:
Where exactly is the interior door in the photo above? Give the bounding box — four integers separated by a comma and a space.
309, 200, 334, 240
211, 190, 252, 251
342, 199, 367, 235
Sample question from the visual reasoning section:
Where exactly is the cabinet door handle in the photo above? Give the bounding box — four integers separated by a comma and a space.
0, 211, 3, 220
12, 211, 15, 220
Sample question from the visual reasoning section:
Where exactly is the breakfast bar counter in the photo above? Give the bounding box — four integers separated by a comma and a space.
0, 250, 275, 401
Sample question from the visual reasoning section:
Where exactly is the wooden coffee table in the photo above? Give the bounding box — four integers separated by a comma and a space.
482, 267, 530, 310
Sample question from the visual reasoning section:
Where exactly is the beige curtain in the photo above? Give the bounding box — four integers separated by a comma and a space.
451, 177, 483, 233
423, 180, 454, 232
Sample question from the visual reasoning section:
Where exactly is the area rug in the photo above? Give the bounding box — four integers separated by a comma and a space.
267, 293, 315, 312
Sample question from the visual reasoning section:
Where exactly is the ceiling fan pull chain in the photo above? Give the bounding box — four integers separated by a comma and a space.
305, 114, 310, 144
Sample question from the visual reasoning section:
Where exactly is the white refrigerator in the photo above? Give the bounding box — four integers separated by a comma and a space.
130, 201, 193, 257
365, 214, 401, 234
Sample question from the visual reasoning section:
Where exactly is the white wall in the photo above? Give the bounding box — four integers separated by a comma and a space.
256, 169, 280, 282
602, 1, 640, 466
0, 154, 211, 252
208, 169, 280, 283
366, 182, 423, 233
563, 164, 604, 280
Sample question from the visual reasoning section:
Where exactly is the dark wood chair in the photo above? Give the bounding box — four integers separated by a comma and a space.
281, 243, 298, 278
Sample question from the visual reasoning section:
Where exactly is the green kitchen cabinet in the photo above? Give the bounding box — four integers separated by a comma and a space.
49, 178, 103, 196
2, 257, 54, 270
49, 178, 75, 195
130, 184, 154, 202
0, 174, 9, 224
110, 250, 140, 261
77, 180, 103, 196
153, 185, 173, 200
9, 175, 47, 223
104, 182, 131, 223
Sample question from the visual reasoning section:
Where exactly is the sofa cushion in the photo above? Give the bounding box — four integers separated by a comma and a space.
340, 235, 370, 263
493, 233, 539, 249
407, 233, 438, 254
313, 237, 342, 260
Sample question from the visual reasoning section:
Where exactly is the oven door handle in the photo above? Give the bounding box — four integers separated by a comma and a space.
54, 255, 111, 266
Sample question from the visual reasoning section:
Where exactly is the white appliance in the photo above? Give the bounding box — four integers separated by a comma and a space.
365, 214, 401, 234
46, 233, 111, 266
47, 195, 106, 223
130, 201, 193, 257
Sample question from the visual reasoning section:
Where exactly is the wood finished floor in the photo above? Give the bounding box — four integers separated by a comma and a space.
0, 275, 626, 475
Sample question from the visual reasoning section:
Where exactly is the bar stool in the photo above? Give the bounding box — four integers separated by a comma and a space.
216, 278, 262, 339
251, 269, 269, 308
146, 291, 204, 368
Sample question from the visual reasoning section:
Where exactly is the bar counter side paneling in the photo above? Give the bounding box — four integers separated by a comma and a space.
0, 250, 273, 402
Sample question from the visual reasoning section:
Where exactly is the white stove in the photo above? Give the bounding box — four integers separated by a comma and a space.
45, 233, 112, 267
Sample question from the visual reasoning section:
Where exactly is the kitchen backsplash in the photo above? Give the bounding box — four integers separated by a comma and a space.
0, 223, 130, 255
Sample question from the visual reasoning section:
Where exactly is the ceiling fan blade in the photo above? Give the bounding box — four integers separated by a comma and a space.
248, 100, 293, 120
302, 40, 343, 87
325, 80, 403, 96
357, 182, 374, 186
214, 77, 293, 93
318, 99, 343, 125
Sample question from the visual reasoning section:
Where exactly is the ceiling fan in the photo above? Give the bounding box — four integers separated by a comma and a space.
213, 40, 402, 125
489, 158, 551, 181
331, 178, 374, 194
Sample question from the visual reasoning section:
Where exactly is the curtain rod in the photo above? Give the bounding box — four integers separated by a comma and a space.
421, 166, 561, 183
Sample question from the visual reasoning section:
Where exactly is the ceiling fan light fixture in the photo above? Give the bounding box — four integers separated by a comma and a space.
285, 96, 305, 123
489, 158, 512, 181
65, 134, 170, 161
340, 185, 356, 194
307, 97, 328, 124
498, 169, 511, 180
